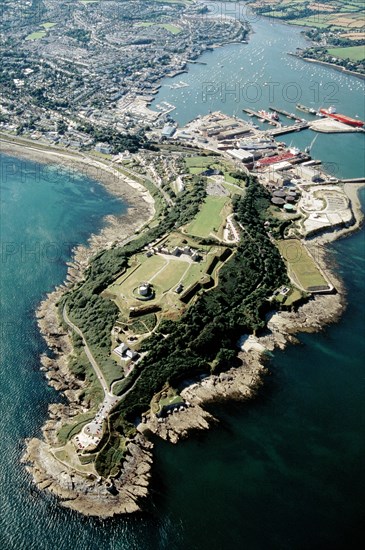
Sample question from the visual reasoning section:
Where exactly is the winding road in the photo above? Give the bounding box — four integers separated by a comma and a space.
63, 305, 110, 397
62, 305, 146, 449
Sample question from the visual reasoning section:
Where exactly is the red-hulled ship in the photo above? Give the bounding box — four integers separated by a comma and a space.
256, 147, 300, 167
319, 106, 364, 128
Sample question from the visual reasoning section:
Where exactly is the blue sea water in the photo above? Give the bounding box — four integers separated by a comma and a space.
1, 11, 365, 550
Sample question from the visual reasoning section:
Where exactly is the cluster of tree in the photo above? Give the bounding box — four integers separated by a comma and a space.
32, 87, 70, 109
66, 28, 91, 44
76, 123, 154, 153
255, 4, 318, 20
307, 28, 365, 48
301, 47, 365, 73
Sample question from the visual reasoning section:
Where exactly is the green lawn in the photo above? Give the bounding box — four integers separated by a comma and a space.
98, 357, 124, 388
327, 45, 365, 61
185, 155, 219, 174
222, 181, 244, 195
283, 288, 303, 306
277, 239, 329, 291
121, 255, 167, 290
25, 31, 47, 41
187, 196, 229, 238
110, 253, 193, 309
136, 22, 182, 34
57, 413, 96, 444
158, 394, 184, 413
160, 23, 182, 34
180, 259, 213, 288
151, 260, 188, 289
41, 22, 56, 29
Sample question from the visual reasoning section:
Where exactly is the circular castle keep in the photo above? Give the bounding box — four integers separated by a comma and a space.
133, 282, 154, 301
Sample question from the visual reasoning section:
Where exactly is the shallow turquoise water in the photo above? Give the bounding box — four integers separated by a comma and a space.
1, 12, 365, 550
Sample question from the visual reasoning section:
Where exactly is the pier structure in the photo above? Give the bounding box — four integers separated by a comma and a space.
269, 107, 304, 122
242, 108, 281, 127
269, 123, 310, 136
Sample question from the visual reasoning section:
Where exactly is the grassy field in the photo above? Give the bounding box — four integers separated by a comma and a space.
25, 31, 47, 41
41, 22, 56, 29
277, 239, 329, 291
283, 288, 303, 306
57, 413, 96, 444
223, 181, 245, 195
98, 356, 124, 388
185, 156, 245, 186
109, 252, 194, 308
160, 23, 182, 34
327, 45, 365, 61
136, 22, 182, 34
53, 442, 96, 474
186, 196, 229, 238
107, 240, 227, 320
151, 260, 188, 288
185, 155, 219, 174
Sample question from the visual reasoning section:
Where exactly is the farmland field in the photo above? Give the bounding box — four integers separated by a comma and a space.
248, 0, 365, 29
327, 45, 365, 61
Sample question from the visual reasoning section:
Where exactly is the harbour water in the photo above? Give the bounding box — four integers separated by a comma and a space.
153, 10, 365, 179
1, 12, 365, 550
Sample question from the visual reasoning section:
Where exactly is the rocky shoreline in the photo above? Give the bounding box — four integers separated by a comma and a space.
138, 354, 266, 444
6, 141, 158, 516
22, 434, 154, 517
10, 139, 364, 517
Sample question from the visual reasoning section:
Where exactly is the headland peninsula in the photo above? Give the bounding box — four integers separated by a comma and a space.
5, 104, 362, 517
1, 0, 364, 520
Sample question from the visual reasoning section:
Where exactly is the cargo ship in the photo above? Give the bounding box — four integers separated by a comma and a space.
256, 147, 300, 167
319, 106, 364, 128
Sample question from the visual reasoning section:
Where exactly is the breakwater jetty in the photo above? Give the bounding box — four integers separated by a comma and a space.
269, 106, 303, 122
